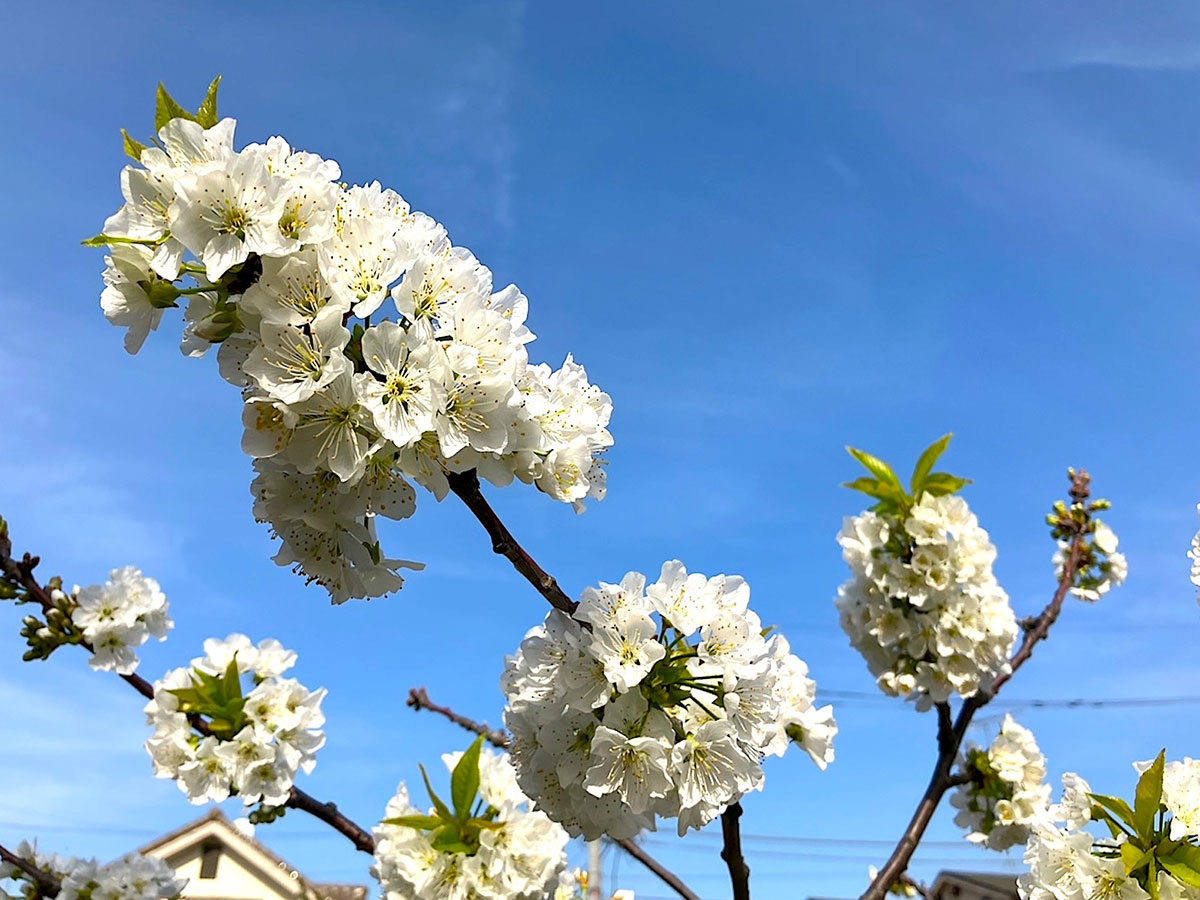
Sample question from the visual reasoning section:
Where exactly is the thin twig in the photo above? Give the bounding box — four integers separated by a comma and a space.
0, 530, 376, 857
721, 802, 751, 900
859, 470, 1092, 900
445, 470, 577, 615
407, 685, 703, 900
0, 842, 61, 898
406, 687, 509, 748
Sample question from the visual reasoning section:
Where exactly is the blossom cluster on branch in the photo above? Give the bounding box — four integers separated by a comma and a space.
374, 740, 568, 900
0, 842, 183, 900
144, 634, 325, 806
1021, 753, 1200, 900
92, 80, 613, 603
951, 714, 1050, 851
16, 566, 171, 675
502, 561, 835, 840
836, 489, 1018, 708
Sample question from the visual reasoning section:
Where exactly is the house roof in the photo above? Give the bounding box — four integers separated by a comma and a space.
136, 809, 368, 900
932, 871, 1019, 900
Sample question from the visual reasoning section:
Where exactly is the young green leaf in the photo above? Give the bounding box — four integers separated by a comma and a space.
1090, 793, 1137, 831
419, 764, 454, 821
451, 737, 484, 822
429, 823, 471, 854
381, 814, 443, 831
121, 128, 147, 161
845, 446, 903, 490
1134, 750, 1166, 841
196, 75, 222, 128
1120, 842, 1153, 876
911, 433, 953, 494
1160, 847, 1200, 890
155, 82, 196, 132
921, 473, 972, 497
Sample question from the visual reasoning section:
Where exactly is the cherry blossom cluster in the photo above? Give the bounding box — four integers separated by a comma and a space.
1054, 520, 1128, 601
554, 869, 633, 900
1020, 756, 1200, 900
502, 561, 836, 840
0, 841, 183, 900
94, 89, 612, 602
950, 714, 1050, 851
70, 566, 172, 674
373, 746, 568, 900
144, 634, 326, 807
836, 492, 1019, 709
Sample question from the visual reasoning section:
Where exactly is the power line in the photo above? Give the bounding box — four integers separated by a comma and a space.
818, 690, 1200, 709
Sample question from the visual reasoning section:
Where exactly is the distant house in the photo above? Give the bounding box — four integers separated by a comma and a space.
137, 810, 367, 900
930, 871, 1019, 900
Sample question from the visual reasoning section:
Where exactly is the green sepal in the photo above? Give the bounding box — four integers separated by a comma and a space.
122, 128, 147, 161
381, 814, 443, 831
156, 82, 196, 131
196, 75, 222, 128
1135, 751, 1166, 841
419, 764, 454, 821
911, 433, 953, 494
451, 737, 484, 823
140, 279, 181, 309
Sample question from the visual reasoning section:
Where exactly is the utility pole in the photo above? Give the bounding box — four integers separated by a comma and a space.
587, 839, 603, 900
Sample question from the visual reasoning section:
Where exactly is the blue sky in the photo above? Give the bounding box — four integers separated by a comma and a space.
2, 2, 1200, 898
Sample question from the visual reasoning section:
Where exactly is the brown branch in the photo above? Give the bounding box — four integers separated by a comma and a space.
721, 802, 751, 900
1, 842, 61, 898
285, 789, 374, 853
0, 528, 377, 857
407, 687, 509, 748
616, 836, 703, 900
859, 470, 1092, 900
445, 470, 577, 615
407, 685, 703, 900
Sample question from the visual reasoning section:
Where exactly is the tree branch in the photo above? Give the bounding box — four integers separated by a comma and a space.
721, 802, 751, 900
1, 842, 61, 898
0, 528, 377, 857
406, 687, 509, 748
407, 685, 703, 900
859, 470, 1093, 900
445, 470, 577, 615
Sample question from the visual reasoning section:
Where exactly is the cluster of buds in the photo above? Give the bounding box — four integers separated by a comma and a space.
1048, 469, 1127, 600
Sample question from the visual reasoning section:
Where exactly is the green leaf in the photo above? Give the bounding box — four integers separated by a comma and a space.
121, 128, 147, 161
1135, 751, 1166, 840
419, 764, 454, 821
196, 75, 222, 128
1160, 847, 1200, 890
911, 433, 953, 494
155, 82, 196, 132
846, 446, 903, 490
429, 823, 471, 854
921, 473, 972, 497
381, 814, 443, 831
222, 657, 243, 703
1121, 842, 1153, 876
451, 737, 484, 822
1091, 794, 1138, 830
